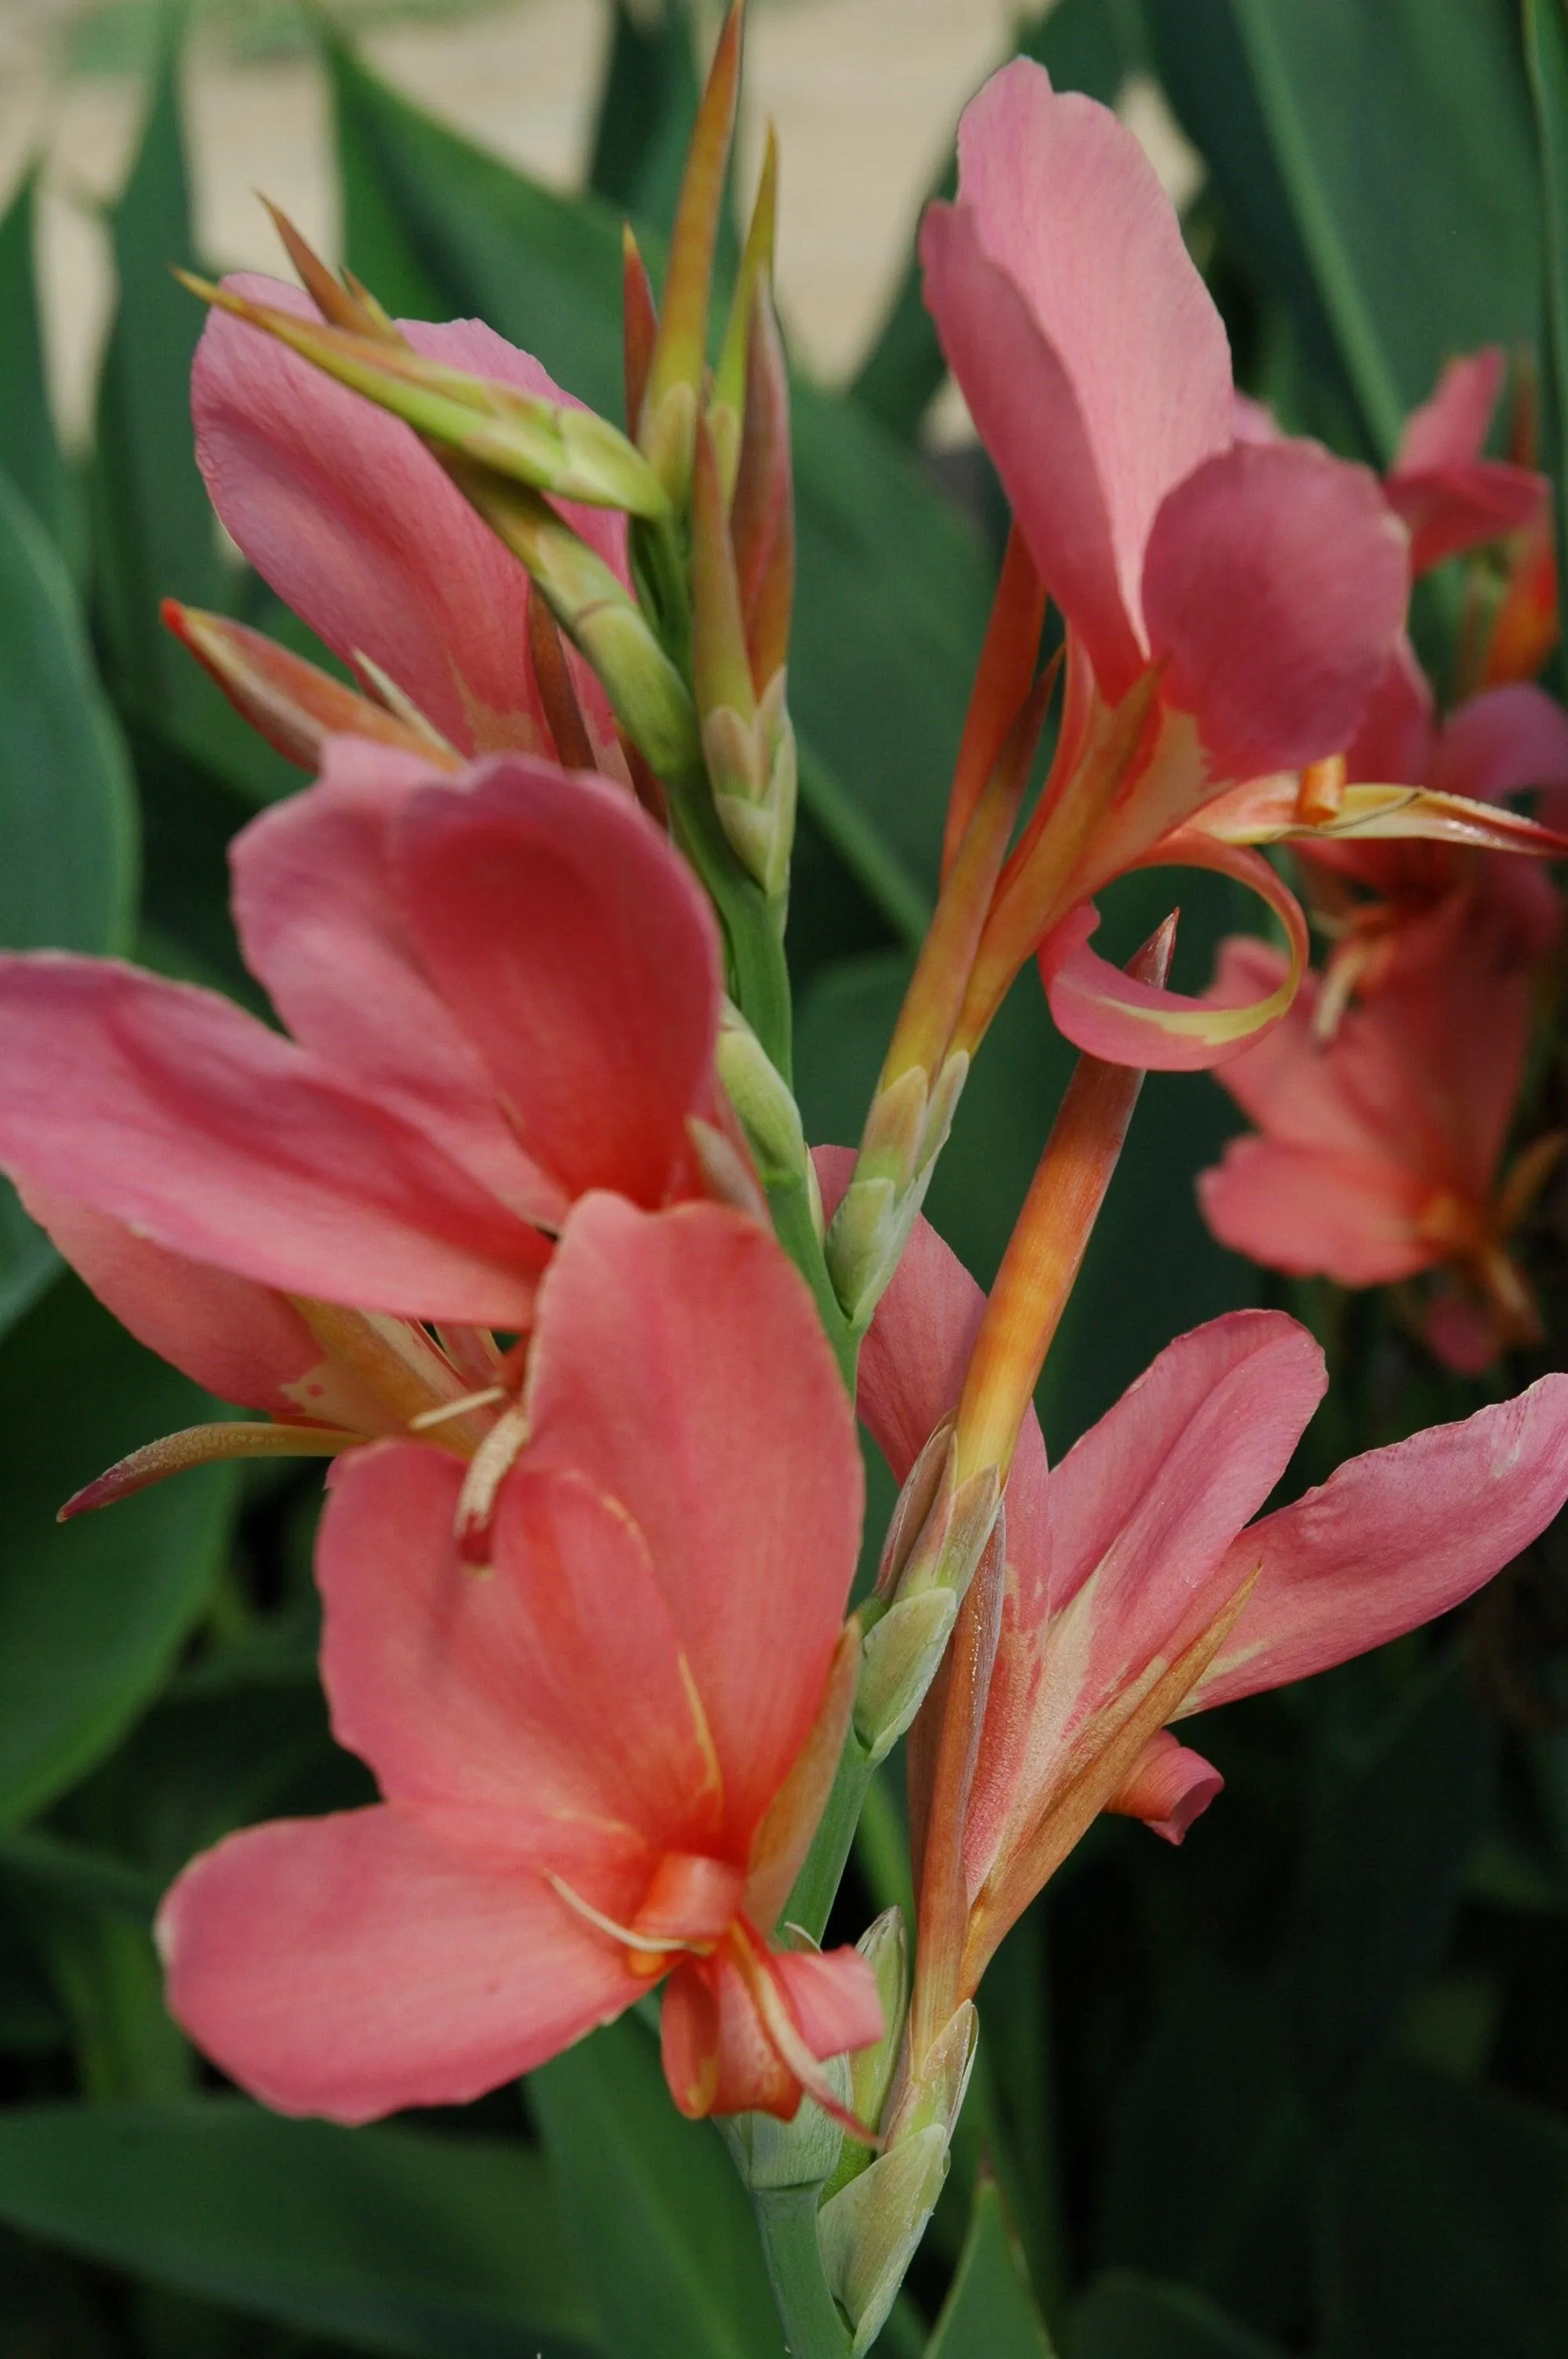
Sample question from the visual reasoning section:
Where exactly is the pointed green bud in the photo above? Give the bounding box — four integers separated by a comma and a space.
641, 2, 743, 503
826, 1049, 969, 1329
715, 999, 806, 1186
818, 1909, 911, 2213
712, 124, 779, 496
709, 678, 797, 897
818, 2128, 949, 2354
855, 1590, 958, 1766
818, 1998, 978, 2349
742, 2050, 851, 2192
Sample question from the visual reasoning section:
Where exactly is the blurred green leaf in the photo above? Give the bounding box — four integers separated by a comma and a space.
1098, 1969, 1312, 2344
0, 1831, 158, 1928
926, 2175, 1058, 2358
329, 38, 989, 918
589, 0, 699, 244
0, 1275, 236, 1826
0, 2098, 596, 2357
529, 2013, 785, 2359
1073, 2274, 1283, 2359
0, 171, 77, 573
1152, 0, 1542, 457
1330, 2064, 1568, 2358
89, 26, 224, 711
1278, 1652, 1494, 2114
0, 465, 140, 1341
1526, 0, 1568, 635
850, 0, 1148, 439
0, 467, 137, 958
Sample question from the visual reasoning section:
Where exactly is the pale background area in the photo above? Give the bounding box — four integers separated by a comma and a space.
0, 0, 1197, 444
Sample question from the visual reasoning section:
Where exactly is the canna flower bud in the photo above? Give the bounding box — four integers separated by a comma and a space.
822, 1907, 909, 2201
448, 463, 700, 778
852, 1422, 1002, 1764
826, 1050, 970, 1334
178, 272, 671, 518
738, 2048, 851, 2193
692, 420, 798, 896
818, 2002, 978, 2354
715, 1000, 808, 1187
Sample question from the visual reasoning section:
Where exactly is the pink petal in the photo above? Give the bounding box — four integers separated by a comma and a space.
1421, 1284, 1504, 1376
394, 763, 720, 1207
1429, 682, 1568, 804
1203, 940, 1390, 1156
1385, 460, 1545, 577
1041, 839, 1308, 1072
0, 956, 546, 1325
1184, 1372, 1568, 1713
1142, 440, 1410, 776
1105, 1728, 1224, 1844
158, 1806, 642, 2123
923, 60, 1231, 698
768, 1944, 886, 2061
230, 740, 566, 1224
318, 1440, 725, 1871
1343, 636, 1436, 784
192, 278, 626, 759
964, 1312, 1324, 1895
1395, 349, 1504, 471
524, 1196, 863, 1855
1197, 1137, 1436, 1285
18, 1183, 390, 1423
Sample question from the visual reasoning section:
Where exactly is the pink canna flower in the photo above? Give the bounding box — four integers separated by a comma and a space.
1197, 903, 1556, 1372
831, 1154, 1568, 2011
192, 276, 630, 772
0, 741, 730, 1505
919, 58, 1410, 1070
158, 1190, 883, 2127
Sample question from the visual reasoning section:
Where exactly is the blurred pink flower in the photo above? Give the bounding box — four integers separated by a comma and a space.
1199, 906, 1555, 1370
1383, 347, 1548, 578
158, 1193, 880, 2126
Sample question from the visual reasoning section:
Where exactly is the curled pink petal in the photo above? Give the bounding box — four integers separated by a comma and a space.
1385, 460, 1545, 578
158, 1806, 643, 2123
1185, 1372, 1568, 1713
1429, 682, 1568, 805
1105, 1729, 1224, 1844
1142, 440, 1410, 777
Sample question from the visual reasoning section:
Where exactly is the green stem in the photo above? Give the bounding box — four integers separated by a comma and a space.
766, 1168, 858, 1393
753, 2186, 852, 2359
670, 778, 794, 1078
784, 1728, 874, 1943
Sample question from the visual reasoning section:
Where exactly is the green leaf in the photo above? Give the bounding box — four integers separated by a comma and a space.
1525, 0, 1568, 638
1331, 2064, 1568, 2358
329, 38, 991, 917
90, 24, 225, 711
588, 0, 700, 242
849, 0, 1148, 439
1073, 2274, 1283, 2359
0, 170, 77, 572
0, 1274, 236, 1826
0, 2098, 596, 2358
1153, 0, 1542, 457
1277, 1651, 1494, 2112
0, 467, 138, 958
926, 2177, 1058, 2359
529, 2013, 786, 2359
0, 464, 140, 1339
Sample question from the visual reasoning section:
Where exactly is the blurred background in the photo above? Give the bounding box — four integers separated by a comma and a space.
2, 4, 1566, 2358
